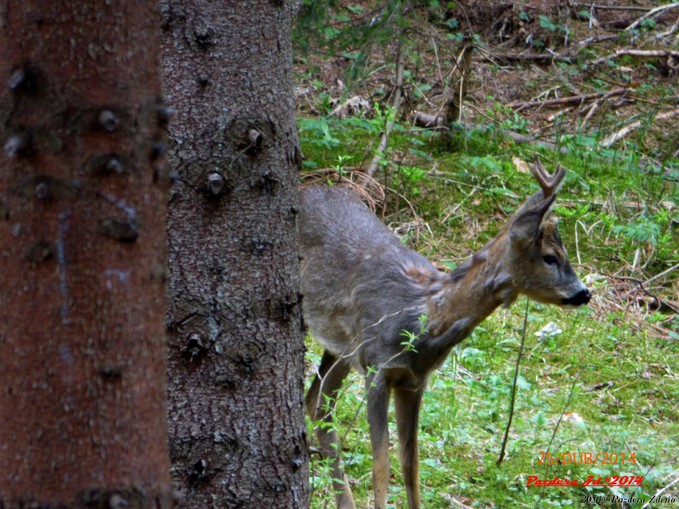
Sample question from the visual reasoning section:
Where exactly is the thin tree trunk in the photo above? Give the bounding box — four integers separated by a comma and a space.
160, 1, 308, 507
0, 1, 173, 507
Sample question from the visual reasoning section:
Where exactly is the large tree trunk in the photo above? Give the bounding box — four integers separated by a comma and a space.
160, 1, 308, 507
0, 1, 173, 507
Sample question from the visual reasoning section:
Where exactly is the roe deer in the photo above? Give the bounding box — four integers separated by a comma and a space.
299, 158, 591, 509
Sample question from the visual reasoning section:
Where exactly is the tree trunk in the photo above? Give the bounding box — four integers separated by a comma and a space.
160, 1, 308, 508
0, 1, 173, 507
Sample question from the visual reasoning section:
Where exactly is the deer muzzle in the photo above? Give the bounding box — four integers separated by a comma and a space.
562, 288, 591, 306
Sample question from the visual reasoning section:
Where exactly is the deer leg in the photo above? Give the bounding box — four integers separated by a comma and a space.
394, 386, 424, 509
305, 350, 355, 509
366, 372, 391, 509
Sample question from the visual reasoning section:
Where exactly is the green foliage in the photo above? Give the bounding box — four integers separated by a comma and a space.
301, 114, 678, 509
298, 4, 678, 506
400, 314, 429, 352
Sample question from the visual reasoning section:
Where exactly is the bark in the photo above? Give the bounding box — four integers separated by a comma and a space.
0, 1, 172, 508
160, 1, 308, 508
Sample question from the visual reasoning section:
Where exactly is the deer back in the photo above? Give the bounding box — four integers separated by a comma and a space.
299, 186, 451, 378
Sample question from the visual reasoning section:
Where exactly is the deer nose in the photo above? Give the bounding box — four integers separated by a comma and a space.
563, 288, 591, 306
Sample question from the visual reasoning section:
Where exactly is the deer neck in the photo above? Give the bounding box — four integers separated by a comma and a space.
428, 233, 518, 337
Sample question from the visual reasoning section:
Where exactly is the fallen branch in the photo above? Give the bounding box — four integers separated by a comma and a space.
602, 108, 679, 147
572, 3, 651, 12
655, 15, 679, 40
412, 111, 444, 129
590, 49, 679, 67
508, 88, 631, 110
626, 2, 679, 32
485, 52, 573, 64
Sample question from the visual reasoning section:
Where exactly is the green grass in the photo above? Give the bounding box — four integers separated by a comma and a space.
301, 119, 678, 508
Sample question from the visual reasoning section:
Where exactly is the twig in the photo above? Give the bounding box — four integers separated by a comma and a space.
486, 52, 573, 64
366, 39, 405, 177
626, 2, 679, 32
534, 372, 581, 508
644, 263, 679, 286
579, 100, 600, 130
641, 470, 679, 509
572, 3, 651, 12
497, 298, 529, 466
602, 108, 679, 147
576, 35, 619, 47
441, 184, 481, 224
656, 14, 679, 39
590, 49, 679, 67
508, 88, 631, 110
579, 264, 679, 315
443, 39, 474, 126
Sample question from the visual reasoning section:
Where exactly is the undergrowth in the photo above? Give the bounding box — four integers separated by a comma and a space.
300, 120, 678, 508
296, 2, 677, 507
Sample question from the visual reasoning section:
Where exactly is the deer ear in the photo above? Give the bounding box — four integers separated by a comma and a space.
509, 194, 556, 245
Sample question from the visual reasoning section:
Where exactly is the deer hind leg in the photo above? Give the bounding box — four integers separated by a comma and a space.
366, 372, 391, 509
305, 350, 355, 509
394, 386, 424, 509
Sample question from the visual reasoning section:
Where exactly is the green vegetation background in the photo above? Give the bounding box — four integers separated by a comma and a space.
295, 2, 677, 507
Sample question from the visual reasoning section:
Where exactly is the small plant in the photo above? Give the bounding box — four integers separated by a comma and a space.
395, 165, 428, 196
502, 112, 529, 134
299, 117, 341, 150
400, 314, 429, 353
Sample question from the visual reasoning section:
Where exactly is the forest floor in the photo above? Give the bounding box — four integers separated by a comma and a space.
294, 1, 678, 508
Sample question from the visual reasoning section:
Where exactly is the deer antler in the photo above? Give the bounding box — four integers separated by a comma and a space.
530, 155, 566, 199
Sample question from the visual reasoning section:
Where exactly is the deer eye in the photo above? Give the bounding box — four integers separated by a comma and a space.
543, 254, 559, 266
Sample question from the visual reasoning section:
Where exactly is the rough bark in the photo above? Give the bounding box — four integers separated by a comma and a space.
0, 1, 173, 507
160, 1, 308, 508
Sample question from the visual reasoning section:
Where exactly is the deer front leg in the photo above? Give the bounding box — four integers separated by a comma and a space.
306, 350, 356, 509
366, 372, 391, 509
395, 386, 425, 509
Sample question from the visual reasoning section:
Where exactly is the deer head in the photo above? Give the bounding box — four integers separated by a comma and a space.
505, 156, 591, 307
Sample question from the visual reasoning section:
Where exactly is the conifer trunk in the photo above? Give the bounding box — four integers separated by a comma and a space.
0, 1, 173, 507
161, 1, 308, 507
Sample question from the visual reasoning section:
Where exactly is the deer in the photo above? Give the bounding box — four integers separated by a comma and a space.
298, 157, 591, 509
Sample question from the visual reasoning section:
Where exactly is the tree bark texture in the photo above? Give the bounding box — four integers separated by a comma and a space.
160, 1, 308, 508
0, 2, 173, 507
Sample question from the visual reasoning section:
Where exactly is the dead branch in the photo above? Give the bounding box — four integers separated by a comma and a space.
572, 3, 651, 12
626, 2, 679, 32
602, 108, 679, 147
484, 52, 573, 64
441, 39, 474, 127
655, 15, 679, 40
576, 35, 620, 48
641, 472, 679, 509
590, 49, 679, 67
508, 88, 631, 110
366, 39, 405, 177
412, 111, 444, 129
